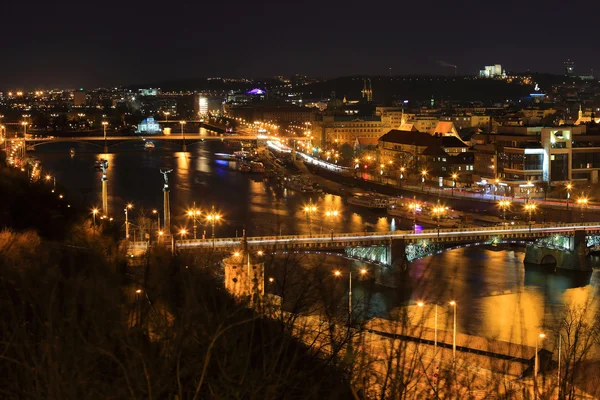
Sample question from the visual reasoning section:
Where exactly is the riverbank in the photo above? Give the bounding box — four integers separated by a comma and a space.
297, 157, 597, 224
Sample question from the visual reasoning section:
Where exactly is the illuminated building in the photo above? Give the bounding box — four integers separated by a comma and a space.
136, 117, 162, 134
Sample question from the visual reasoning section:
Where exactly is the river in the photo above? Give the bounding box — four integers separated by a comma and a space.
31, 137, 600, 347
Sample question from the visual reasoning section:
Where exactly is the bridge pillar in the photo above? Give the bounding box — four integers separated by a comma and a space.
524, 230, 591, 271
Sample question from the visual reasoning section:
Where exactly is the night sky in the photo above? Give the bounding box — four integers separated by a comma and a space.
1, 0, 599, 88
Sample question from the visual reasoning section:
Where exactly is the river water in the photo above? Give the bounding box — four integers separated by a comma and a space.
31, 137, 600, 346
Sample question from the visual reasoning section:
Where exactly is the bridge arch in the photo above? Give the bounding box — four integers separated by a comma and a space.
406, 238, 534, 263
268, 249, 390, 268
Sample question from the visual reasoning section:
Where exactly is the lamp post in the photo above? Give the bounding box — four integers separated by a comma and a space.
577, 196, 588, 221
152, 209, 160, 239
334, 268, 367, 327
400, 166, 405, 188
409, 198, 419, 234
450, 301, 457, 361
566, 183, 573, 211
187, 202, 201, 239
494, 178, 500, 200
179, 229, 187, 241
179, 120, 186, 151
324, 209, 339, 240
125, 203, 133, 239
205, 206, 221, 246
432, 205, 444, 238
304, 199, 317, 238
164, 111, 170, 122
451, 173, 458, 196
421, 170, 428, 191
102, 121, 108, 152
498, 200, 511, 229
535, 333, 545, 380
92, 208, 99, 235
524, 203, 536, 232
45, 174, 56, 192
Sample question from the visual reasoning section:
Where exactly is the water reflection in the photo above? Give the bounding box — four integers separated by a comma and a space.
33, 141, 600, 345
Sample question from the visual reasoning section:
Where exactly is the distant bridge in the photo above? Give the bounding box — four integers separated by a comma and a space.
161, 222, 600, 271
6, 134, 306, 151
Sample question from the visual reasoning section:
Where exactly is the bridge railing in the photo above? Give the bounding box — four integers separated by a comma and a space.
174, 222, 600, 248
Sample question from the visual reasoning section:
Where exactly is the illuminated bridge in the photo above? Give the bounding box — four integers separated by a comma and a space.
7, 134, 307, 149
164, 222, 600, 272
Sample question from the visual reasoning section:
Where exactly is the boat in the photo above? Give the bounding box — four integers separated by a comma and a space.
214, 152, 236, 161
250, 161, 265, 173
347, 194, 390, 210
237, 162, 251, 172
69, 148, 76, 157
94, 159, 107, 170
144, 141, 155, 149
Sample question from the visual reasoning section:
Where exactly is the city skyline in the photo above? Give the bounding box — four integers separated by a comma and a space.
1, 0, 599, 88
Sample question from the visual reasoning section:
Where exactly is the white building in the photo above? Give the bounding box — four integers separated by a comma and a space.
137, 117, 161, 134
479, 64, 505, 78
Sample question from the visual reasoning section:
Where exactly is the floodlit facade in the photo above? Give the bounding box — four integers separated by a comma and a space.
479, 64, 505, 78
136, 117, 162, 134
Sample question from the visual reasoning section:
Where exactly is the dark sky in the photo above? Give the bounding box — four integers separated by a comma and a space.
1, 0, 598, 88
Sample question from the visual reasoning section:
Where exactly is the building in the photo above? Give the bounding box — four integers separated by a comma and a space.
402, 114, 439, 133
440, 114, 491, 130
136, 117, 161, 134
315, 114, 391, 145
73, 89, 87, 106
479, 65, 505, 78
565, 59, 575, 76
471, 124, 600, 198
377, 130, 469, 179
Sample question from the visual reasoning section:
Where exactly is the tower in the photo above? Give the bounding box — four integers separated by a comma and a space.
578, 105, 583, 121
160, 169, 173, 235
100, 161, 109, 217
564, 59, 575, 76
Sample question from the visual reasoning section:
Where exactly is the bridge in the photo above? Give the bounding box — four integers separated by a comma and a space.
158, 222, 600, 272
6, 134, 306, 152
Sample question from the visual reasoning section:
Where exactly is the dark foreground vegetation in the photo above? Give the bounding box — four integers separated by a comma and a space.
0, 167, 353, 399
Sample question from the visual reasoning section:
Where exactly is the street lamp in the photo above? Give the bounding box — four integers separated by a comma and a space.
576, 196, 588, 221
432, 206, 444, 238
324, 209, 339, 239
449, 300, 457, 361
179, 229, 187, 241
524, 203, 537, 232
334, 268, 367, 326
152, 209, 160, 238
45, 174, 56, 192
187, 203, 201, 239
535, 333, 545, 380
179, 120, 186, 147
125, 203, 133, 239
92, 208, 99, 232
408, 198, 419, 234
164, 111, 170, 122
421, 169, 428, 191
400, 166, 406, 187
494, 178, 500, 200
498, 200, 511, 228
205, 206, 221, 245
566, 183, 573, 211
451, 173, 458, 196
303, 199, 317, 237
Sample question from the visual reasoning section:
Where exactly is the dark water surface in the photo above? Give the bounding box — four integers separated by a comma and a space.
33, 139, 600, 346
